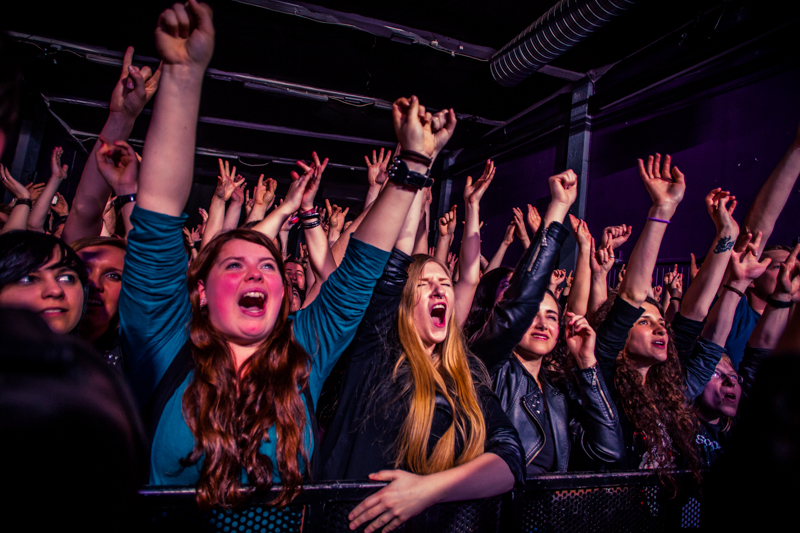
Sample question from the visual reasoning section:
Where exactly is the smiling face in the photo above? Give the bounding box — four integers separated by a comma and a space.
697, 358, 741, 424
625, 301, 669, 369
0, 249, 84, 334
411, 261, 454, 354
197, 239, 286, 351
515, 292, 560, 361
76, 245, 125, 340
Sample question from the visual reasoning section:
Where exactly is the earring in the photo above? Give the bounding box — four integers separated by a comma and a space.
200, 299, 206, 307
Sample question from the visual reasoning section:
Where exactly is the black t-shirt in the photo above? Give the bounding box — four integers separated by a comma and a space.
697, 419, 725, 467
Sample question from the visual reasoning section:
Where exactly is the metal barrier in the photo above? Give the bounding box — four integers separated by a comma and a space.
136, 471, 701, 532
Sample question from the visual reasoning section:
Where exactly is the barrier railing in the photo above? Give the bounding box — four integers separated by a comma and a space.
136, 471, 701, 532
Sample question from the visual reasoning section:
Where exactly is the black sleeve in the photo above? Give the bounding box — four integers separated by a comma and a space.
594, 297, 644, 391
569, 365, 625, 465
739, 344, 772, 402
470, 222, 570, 370
684, 337, 725, 401
670, 312, 704, 366
479, 384, 526, 488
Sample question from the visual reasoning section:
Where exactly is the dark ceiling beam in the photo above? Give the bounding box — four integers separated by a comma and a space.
233, 0, 497, 61
44, 95, 396, 147
12, 32, 505, 126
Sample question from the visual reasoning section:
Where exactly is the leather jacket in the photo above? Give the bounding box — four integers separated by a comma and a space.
470, 221, 624, 471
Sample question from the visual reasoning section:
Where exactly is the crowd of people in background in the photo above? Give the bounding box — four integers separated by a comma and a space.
1, 2, 799, 532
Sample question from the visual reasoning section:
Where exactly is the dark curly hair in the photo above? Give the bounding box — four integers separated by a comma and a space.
594, 293, 702, 491
464, 267, 512, 341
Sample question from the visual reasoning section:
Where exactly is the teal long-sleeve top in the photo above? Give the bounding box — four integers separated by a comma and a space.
119, 206, 390, 485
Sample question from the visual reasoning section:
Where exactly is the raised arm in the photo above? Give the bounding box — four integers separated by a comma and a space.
222, 181, 244, 230
245, 174, 276, 224
434, 205, 457, 263
136, 0, 214, 217
662, 266, 682, 323
748, 243, 799, 349
95, 140, 140, 237
363, 147, 392, 209
27, 147, 68, 232
0, 165, 31, 234
738, 120, 800, 255
680, 189, 739, 321
454, 159, 495, 328
512, 207, 530, 249
486, 220, 515, 273
202, 159, 243, 247
567, 215, 592, 316
62, 47, 161, 242
618, 153, 686, 307
587, 238, 615, 322
412, 187, 432, 255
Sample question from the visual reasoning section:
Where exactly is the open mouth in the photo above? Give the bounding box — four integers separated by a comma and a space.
238, 291, 267, 315
652, 340, 666, 349
430, 303, 446, 327
723, 393, 737, 402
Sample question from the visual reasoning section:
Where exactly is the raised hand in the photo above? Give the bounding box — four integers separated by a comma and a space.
512, 207, 530, 248
447, 251, 458, 276
502, 220, 515, 246
568, 214, 592, 249
214, 159, 243, 201
729, 231, 771, 283
109, 46, 162, 119
365, 147, 392, 187
565, 313, 598, 369
617, 264, 627, 285
550, 268, 567, 291
549, 170, 578, 208
590, 239, 615, 276
51, 192, 69, 217
637, 153, 686, 219
0, 165, 31, 199
464, 159, 495, 206
526, 204, 541, 235
95, 141, 140, 195
293, 152, 328, 212
565, 270, 574, 288
429, 107, 458, 161
704, 188, 739, 239
438, 205, 457, 239
199, 207, 209, 228
154, 0, 215, 72
392, 97, 455, 162
664, 264, 683, 297
230, 181, 245, 205
601, 224, 632, 250
26, 182, 45, 202
652, 285, 663, 301
49, 146, 68, 181
773, 243, 800, 301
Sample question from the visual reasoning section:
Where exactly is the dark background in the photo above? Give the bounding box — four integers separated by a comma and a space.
3, 0, 799, 271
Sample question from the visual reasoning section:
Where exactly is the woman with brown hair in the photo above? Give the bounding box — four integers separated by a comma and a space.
113, 0, 456, 510
320, 171, 523, 533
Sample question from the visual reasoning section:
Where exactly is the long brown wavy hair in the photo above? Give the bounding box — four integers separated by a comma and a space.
595, 294, 701, 488
392, 255, 487, 474
182, 229, 311, 510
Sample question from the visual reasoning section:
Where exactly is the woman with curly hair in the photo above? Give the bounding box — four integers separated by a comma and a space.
112, 1, 456, 510
470, 171, 623, 475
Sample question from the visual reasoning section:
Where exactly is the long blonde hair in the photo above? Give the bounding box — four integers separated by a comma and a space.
393, 255, 486, 474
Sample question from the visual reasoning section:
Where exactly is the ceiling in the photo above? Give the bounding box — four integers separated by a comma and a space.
4, 0, 800, 213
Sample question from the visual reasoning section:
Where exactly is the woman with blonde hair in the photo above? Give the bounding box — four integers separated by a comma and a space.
320, 173, 523, 533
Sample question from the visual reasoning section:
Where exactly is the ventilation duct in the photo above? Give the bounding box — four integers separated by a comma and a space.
490, 0, 639, 87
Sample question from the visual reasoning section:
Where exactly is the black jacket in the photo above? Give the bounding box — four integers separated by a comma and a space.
470, 221, 624, 472
319, 248, 525, 485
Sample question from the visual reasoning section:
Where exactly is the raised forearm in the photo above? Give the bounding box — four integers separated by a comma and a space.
395, 190, 424, 255
26, 177, 62, 232
486, 242, 510, 272
1, 204, 31, 234
588, 272, 610, 320
352, 181, 419, 252
434, 234, 453, 264
222, 200, 242, 230
618, 208, 670, 307
682, 228, 737, 321
702, 281, 748, 347
305, 223, 338, 282
568, 243, 591, 316
201, 195, 226, 248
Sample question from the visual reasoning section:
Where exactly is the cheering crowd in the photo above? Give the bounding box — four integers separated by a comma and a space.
1, 3, 798, 532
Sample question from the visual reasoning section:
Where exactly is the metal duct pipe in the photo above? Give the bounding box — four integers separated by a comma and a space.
491, 0, 639, 87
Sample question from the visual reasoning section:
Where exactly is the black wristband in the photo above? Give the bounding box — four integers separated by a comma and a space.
52, 215, 68, 227
399, 149, 433, 167
13, 198, 32, 208
299, 211, 320, 221
766, 296, 793, 309
387, 158, 433, 189
112, 194, 136, 210
722, 284, 745, 298
302, 219, 321, 230
670, 296, 682, 302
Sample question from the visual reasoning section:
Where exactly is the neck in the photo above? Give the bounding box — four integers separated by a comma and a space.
695, 406, 721, 425
746, 289, 767, 314
229, 341, 259, 372
513, 349, 544, 387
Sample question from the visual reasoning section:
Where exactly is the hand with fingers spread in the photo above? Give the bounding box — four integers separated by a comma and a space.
365, 147, 393, 187
294, 152, 329, 213
526, 204, 541, 235
601, 224, 633, 250
1, 165, 31, 200
729, 232, 771, 285
512, 207, 530, 249
50, 146, 69, 181
464, 159, 495, 206
110, 46, 163, 120
154, 0, 215, 73
565, 313, 598, 369
214, 159, 244, 201
349, 470, 440, 533
637, 153, 686, 220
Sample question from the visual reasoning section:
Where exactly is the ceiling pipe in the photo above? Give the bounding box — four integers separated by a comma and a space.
490, 0, 640, 87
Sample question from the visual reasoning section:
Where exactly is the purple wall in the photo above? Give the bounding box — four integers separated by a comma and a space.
587, 66, 800, 263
